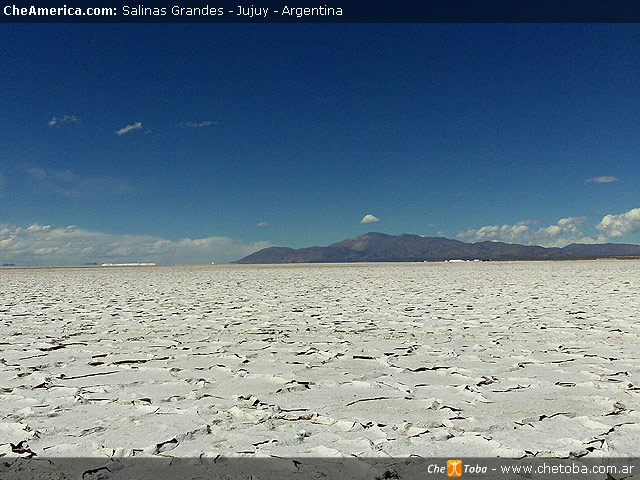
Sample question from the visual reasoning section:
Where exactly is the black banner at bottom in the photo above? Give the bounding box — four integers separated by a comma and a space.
1, 456, 639, 479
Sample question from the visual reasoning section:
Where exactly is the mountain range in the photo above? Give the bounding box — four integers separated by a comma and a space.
234, 232, 640, 263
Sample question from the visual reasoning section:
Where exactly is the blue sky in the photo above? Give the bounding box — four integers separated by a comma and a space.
1, 24, 639, 265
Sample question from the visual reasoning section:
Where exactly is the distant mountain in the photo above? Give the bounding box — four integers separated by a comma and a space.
234, 232, 640, 264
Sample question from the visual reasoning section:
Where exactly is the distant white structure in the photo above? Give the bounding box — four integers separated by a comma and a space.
446, 259, 465, 263
101, 262, 156, 267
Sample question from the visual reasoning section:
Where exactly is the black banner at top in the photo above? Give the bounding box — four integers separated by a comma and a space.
1, 0, 640, 22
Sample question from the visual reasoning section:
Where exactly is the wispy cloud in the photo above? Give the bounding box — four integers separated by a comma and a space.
184, 121, 217, 128
115, 122, 142, 135
25, 167, 132, 198
586, 176, 618, 183
458, 217, 607, 247
515, 219, 540, 226
596, 207, 640, 238
48, 115, 80, 127
0, 223, 271, 266
257, 221, 271, 227
360, 214, 380, 224
25, 167, 46, 181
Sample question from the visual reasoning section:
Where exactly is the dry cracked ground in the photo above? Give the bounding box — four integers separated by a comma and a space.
0, 261, 639, 477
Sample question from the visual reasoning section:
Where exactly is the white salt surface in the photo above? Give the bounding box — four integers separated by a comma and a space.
1, 261, 639, 460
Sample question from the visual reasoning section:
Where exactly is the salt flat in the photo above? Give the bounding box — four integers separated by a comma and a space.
1, 261, 639, 462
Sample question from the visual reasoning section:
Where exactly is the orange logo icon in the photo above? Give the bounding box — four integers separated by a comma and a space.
447, 460, 463, 477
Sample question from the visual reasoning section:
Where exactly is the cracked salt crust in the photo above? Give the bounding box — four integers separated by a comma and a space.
0, 260, 639, 461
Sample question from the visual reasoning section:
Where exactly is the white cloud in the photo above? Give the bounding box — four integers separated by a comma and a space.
596, 207, 640, 238
257, 221, 270, 227
587, 176, 618, 183
515, 219, 540, 226
115, 122, 143, 135
0, 223, 271, 266
26, 223, 51, 232
360, 214, 380, 224
25, 167, 132, 197
48, 115, 80, 127
185, 121, 217, 127
458, 217, 607, 247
